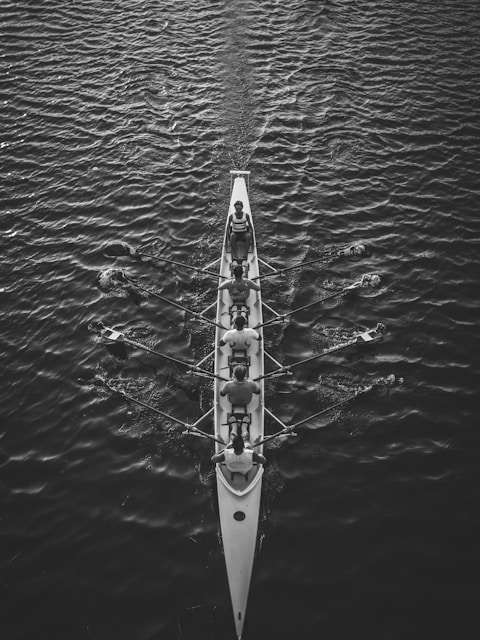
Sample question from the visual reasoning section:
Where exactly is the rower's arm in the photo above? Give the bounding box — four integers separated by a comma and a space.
211, 452, 226, 464
252, 452, 266, 465
219, 330, 231, 347
220, 384, 228, 397
253, 328, 262, 341
246, 279, 261, 292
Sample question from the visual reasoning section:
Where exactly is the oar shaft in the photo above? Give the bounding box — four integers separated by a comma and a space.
104, 329, 227, 381
264, 406, 288, 430
137, 251, 219, 279
106, 382, 188, 427
290, 394, 361, 430
255, 315, 286, 329
121, 335, 192, 369
285, 285, 356, 317
262, 301, 282, 318
255, 284, 359, 329
128, 279, 227, 330
252, 255, 329, 281
103, 381, 223, 444
280, 340, 355, 372
258, 344, 355, 380
253, 387, 373, 447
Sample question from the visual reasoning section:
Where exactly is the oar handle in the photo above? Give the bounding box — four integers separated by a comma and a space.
255, 315, 288, 330
254, 367, 292, 381
189, 368, 229, 382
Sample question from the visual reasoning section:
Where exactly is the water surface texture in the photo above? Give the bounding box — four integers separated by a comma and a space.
2, 1, 480, 639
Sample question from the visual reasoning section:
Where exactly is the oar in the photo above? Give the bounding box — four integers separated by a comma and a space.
99, 325, 229, 382
252, 245, 369, 282
251, 255, 336, 281
99, 378, 224, 444
123, 275, 228, 331
255, 324, 386, 381
253, 384, 375, 447
108, 239, 222, 280
135, 250, 221, 279
255, 280, 363, 329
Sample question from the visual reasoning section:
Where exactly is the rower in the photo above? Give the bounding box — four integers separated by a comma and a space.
220, 365, 260, 439
211, 435, 266, 478
227, 200, 252, 262
219, 315, 261, 351
220, 365, 260, 405
218, 264, 260, 319
219, 315, 261, 374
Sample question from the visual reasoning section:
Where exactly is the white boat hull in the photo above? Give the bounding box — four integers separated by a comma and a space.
214, 171, 264, 639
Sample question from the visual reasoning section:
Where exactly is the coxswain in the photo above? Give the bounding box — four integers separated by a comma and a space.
227, 200, 252, 261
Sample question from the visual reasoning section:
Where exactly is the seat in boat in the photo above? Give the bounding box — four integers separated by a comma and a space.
228, 349, 250, 376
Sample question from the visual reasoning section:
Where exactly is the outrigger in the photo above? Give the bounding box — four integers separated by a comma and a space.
95, 170, 391, 639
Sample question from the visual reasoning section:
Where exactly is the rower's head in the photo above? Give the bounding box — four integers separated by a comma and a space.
233, 365, 246, 382
232, 434, 245, 454
233, 200, 243, 216
233, 264, 244, 278
234, 315, 246, 330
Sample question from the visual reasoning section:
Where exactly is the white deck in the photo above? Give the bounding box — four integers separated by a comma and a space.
214, 172, 264, 639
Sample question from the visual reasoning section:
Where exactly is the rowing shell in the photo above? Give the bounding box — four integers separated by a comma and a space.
214, 171, 264, 639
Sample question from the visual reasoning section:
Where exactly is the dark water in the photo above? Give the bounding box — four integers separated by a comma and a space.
2, 0, 480, 638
